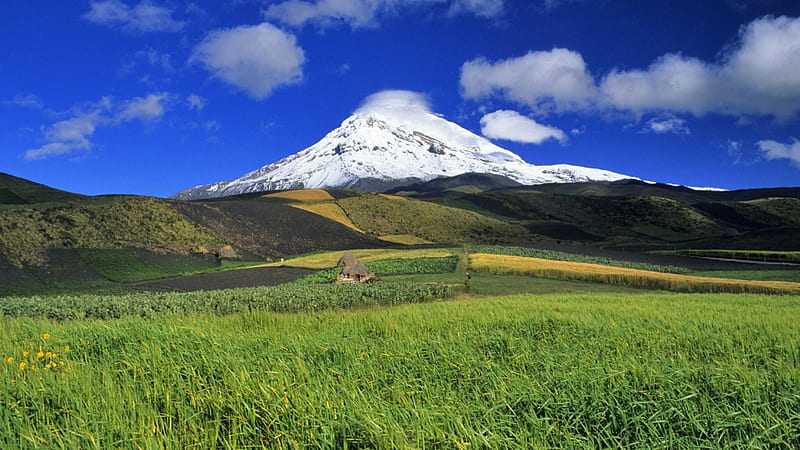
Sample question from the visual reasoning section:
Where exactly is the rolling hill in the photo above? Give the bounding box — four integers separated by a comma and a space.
2, 172, 799, 295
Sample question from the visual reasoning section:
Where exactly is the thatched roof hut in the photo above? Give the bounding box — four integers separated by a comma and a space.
337, 253, 359, 267
335, 253, 376, 284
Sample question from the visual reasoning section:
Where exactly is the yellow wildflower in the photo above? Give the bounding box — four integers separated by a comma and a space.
22, 351, 29, 357
42, 333, 51, 340
6, 357, 13, 364
18, 362, 26, 371
37, 351, 44, 359
63, 346, 70, 352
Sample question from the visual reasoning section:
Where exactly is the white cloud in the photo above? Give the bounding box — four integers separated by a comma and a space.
727, 139, 744, 164
263, 0, 503, 29
461, 15, 800, 120
25, 111, 101, 161
460, 48, 597, 113
84, 0, 184, 33
191, 23, 305, 100
6, 93, 44, 109
480, 109, 567, 144
600, 54, 719, 116
644, 115, 691, 135
116, 93, 168, 121
264, 0, 385, 28
757, 138, 800, 167
356, 89, 432, 116
449, 0, 504, 18
136, 48, 173, 72
187, 94, 206, 111
24, 94, 169, 161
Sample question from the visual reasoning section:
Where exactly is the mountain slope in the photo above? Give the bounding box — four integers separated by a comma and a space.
173, 99, 633, 200
0, 172, 86, 204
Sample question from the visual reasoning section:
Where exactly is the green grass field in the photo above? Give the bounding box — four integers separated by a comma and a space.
2, 292, 798, 448
2, 245, 799, 447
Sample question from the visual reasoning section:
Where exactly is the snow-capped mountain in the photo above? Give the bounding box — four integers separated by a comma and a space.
173, 93, 634, 200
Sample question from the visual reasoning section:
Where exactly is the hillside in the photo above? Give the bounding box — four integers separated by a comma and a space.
0, 196, 225, 267
0, 172, 86, 204
422, 181, 800, 249
3, 173, 799, 296
262, 189, 536, 245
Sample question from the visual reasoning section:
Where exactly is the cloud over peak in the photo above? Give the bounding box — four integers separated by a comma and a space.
84, 0, 184, 33
191, 23, 305, 100
356, 90, 433, 115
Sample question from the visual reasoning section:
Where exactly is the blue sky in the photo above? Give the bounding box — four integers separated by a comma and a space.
2, 0, 799, 197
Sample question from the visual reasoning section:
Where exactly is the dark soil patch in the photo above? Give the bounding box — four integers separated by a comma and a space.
136, 267, 315, 292
525, 222, 604, 242
518, 242, 789, 271
25, 248, 111, 288
171, 199, 388, 260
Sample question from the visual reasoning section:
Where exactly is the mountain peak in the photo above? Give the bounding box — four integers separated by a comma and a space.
173, 92, 634, 200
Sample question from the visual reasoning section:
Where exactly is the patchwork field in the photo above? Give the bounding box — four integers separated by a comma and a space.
470, 253, 800, 295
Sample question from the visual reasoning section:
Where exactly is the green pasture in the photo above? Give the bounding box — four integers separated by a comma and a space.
2, 244, 800, 447
2, 292, 798, 448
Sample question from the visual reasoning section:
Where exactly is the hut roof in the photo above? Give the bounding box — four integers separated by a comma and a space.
341, 262, 373, 276
337, 252, 359, 267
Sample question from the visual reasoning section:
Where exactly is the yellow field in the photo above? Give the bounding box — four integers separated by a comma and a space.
378, 234, 434, 245
289, 203, 363, 232
263, 189, 334, 202
470, 253, 800, 295
266, 248, 458, 269
378, 193, 407, 201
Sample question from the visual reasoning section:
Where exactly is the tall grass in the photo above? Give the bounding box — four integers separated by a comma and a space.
0, 282, 454, 320
1, 292, 798, 447
468, 244, 691, 274
470, 253, 800, 295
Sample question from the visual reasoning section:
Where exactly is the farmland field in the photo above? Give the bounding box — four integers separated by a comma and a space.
1, 292, 798, 448
470, 253, 800, 294
1, 244, 799, 448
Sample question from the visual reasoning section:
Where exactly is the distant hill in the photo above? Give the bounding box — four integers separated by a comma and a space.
0, 172, 86, 204
527, 179, 800, 203
3, 173, 799, 296
385, 173, 522, 197
421, 180, 800, 249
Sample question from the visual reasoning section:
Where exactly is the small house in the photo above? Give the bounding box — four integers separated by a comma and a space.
335, 253, 377, 284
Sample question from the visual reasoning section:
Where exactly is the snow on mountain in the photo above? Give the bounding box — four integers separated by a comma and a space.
173, 91, 634, 200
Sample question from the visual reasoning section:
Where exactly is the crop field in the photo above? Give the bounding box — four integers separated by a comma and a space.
267, 248, 459, 270
2, 243, 799, 447
1, 292, 798, 447
263, 189, 335, 202
470, 253, 800, 295
467, 244, 692, 274
658, 249, 800, 264
287, 202, 363, 232
377, 234, 433, 245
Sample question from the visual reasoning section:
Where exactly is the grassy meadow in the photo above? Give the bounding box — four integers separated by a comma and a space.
2, 292, 798, 448
2, 245, 800, 447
